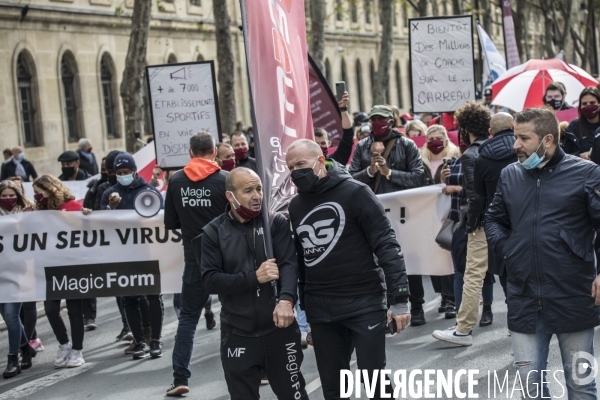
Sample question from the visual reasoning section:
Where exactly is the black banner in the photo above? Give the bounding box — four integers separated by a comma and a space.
308, 54, 343, 146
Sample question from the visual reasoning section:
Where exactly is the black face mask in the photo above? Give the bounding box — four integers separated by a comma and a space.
101, 172, 108, 181
61, 167, 76, 178
108, 174, 117, 186
291, 160, 321, 194
547, 99, 563, 110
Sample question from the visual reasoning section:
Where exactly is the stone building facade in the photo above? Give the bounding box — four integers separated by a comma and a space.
0, 0, 509, 175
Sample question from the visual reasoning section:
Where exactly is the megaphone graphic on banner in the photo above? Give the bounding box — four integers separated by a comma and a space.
133, 190, 163, 218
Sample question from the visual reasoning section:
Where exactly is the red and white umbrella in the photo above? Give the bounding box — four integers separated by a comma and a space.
491, 58, 598, 112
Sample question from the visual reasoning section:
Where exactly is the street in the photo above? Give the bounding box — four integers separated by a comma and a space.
0, 283, 590, 400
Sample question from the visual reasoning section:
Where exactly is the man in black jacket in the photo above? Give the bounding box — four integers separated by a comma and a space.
287, 139, 410, 399
0, 147, 38, 181
486, 108, 600, 399
57, 151, 91, 181
348, 105, 427, 326
432, 101, 491, 346
200, 167, 307, 400
231, 132, 258, 173
474, 112, 516, 303
76, 138, 99, 175
164, 132, 228, 397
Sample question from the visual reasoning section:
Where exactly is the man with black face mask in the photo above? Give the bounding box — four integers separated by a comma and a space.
57, 151, 91, 181
287, 139, 410, 399
543, 82, 572, 111
349, 105, 427, 326
199, 167, 307, 400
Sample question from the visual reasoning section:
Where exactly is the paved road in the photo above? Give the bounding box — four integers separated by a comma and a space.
0, 283, 594, 399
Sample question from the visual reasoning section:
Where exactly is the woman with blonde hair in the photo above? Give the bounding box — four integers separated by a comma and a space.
32, 175, 90, 368
421, 124, 461, 184
404, 120, 428, 138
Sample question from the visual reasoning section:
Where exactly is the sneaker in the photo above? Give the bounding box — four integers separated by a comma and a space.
205, 311, 216, 330
150, 341, 163, 358
84, 318, 97, 331
116, 327, 132, 342
124, 341, 136, 355
438, 300, 448, 313
432, 326, 473, 346
133, 342, 150, 359
66, 349, 85, 368
54, 342, 72, 368
301, 332, 308, 348
410, 309, 426, 326
29, 338, 44, 352
260, 371, 269, 386
166, 383, 190, 396
143, 327, 152, 345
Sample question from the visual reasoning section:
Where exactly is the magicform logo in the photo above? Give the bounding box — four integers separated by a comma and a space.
296, 202, 345, 267
44, 261, 161, 300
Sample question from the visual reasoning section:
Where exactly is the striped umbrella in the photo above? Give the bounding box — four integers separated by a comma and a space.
491, 58, 598, 112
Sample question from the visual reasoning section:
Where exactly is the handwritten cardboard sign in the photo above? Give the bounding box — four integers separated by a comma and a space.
146, 61, 221, 170
409, 15, 476, 113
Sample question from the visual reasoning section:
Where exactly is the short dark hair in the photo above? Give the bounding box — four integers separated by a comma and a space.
314, 128, 330, 141
3, 148, 11, 156
454, 101, 491, 138
514, 108, 559, 144
189, 132, 215, 157
545, 82, 566, 96
230, 131, 247, 141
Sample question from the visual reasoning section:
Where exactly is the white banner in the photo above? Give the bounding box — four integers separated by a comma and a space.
146, 61, 221, 170
378, 185, 453, 276
409, 15, 476, 113
0, 210, 183, 303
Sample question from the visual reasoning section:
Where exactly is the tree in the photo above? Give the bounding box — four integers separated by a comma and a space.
120, 0, 151, 153
213, 0, 236, 135
373, 0, 393, 104
309, 0, 326, 72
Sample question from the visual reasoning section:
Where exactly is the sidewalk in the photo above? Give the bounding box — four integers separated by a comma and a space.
0, 301, 65, 332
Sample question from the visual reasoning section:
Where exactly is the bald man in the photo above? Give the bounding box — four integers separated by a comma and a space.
474, 112, 517, 298
199, 167, 308, 400
286, 139, 410, 399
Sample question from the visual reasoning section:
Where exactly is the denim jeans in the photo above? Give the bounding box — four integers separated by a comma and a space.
172, 262, 210, 386
511, 313, 597, 399
0, 303, 27, 355
295, 292, 309, 334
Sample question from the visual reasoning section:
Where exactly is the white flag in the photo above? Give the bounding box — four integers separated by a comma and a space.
477, 24, 507, 87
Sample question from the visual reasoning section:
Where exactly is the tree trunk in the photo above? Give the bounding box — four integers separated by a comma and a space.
309, 0, 326, 72
418, 0, 428, 16
539, 0, 555, 57
430, 0, 439, 16
452, 0, 462, 15
513, 0, 527, 63
479, 0, 493, 36
374, 0, 393, 105
213, 0, 236, 135
120, 0, 151, 153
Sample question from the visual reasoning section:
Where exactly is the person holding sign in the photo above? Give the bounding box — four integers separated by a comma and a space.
230, 132, 258, 173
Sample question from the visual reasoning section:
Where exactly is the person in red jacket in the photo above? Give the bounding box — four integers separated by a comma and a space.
32, 175, 90, 369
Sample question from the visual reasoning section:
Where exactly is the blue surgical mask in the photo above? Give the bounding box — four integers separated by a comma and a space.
117, 173, 135, 186
520, 141, 547, 170
17, 153, 24, 161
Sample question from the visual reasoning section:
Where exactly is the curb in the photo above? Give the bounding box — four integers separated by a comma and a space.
0, 300, 66, 332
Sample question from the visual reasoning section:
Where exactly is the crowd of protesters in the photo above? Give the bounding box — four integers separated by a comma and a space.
2, 83, 600, 400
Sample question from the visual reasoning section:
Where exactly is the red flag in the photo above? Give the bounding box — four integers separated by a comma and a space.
501, 0, 521, 69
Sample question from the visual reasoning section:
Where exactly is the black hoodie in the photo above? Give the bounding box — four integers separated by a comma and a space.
288, 161, 409, 323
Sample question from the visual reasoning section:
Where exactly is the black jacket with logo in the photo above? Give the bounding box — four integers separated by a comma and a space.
200, 210, 297, 336
164, 168, 228, 263
288, 161, 409, 323
485, 147, 600, 334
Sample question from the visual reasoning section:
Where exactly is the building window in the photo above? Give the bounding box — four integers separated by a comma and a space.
356, 60, 364, 112
403, 3, 408, 28
61, 55, 81, 143
167, 54, 177, 64
101, 55, 118, 139
350, 0, 358, 23
364, 0, 371, 24
395, 61, 403, 108
370, 59, 376, 100
17, 53, 40, 147
336, 0, 342, 21
190, 0, 201, 6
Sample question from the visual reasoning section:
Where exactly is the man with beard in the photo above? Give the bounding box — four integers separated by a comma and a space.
230, 132, 258, 173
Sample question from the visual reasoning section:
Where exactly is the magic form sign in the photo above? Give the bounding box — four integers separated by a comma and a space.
146, 61, 221, 170
409, 15, 476, 113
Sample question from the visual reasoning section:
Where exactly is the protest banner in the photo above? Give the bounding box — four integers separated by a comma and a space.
0, 186, 451, 303
146, 61, 221, 170
308, 53, 342, 146
409, 15, 476, 113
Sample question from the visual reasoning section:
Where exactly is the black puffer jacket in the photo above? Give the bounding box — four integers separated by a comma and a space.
474, 130, 517, 275
460, 137, 487, 233
485, 147, 600, 334
349, 130, 425, 194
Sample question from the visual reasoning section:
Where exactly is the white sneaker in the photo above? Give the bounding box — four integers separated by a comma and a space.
432, 326, 473, 346
66, 349, 85, 368
54, 342, 72, 368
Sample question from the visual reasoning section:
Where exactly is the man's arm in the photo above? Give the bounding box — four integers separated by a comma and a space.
163, 185, 181, 230
329, 127, 355, 165
484, 173, 512, 256
349, 142, 372, 184
271, 214, 298, 304
355, 186, 409, 306
0, 163, 7, 181
100, 189, 110, 209
461, 152, 486, 232
200, 226, 260, 295
29, 162, 38, 180
387, 139, 425, 189
473, 157, 487, 199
